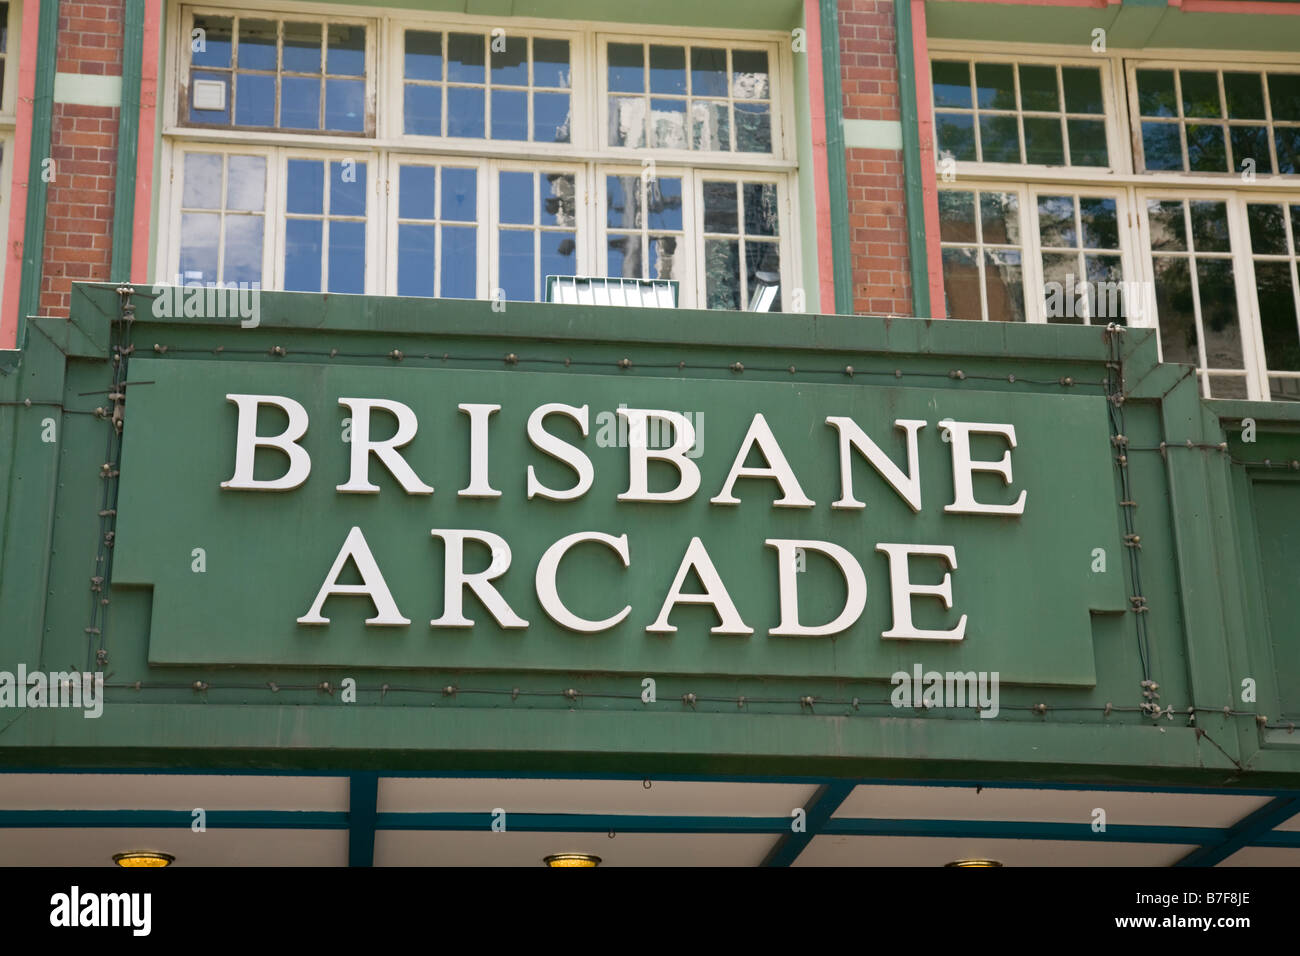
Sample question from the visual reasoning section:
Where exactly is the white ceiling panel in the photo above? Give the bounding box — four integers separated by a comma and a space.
374, 829, 779, 866
0, 773, 350, 811
796, 835, 1196, 866
0, 828, 348, 866
833, 785, 1271, 829
377, 777, 818, 816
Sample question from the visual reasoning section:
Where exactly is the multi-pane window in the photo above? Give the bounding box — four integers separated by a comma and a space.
931, 58, 1109, 167
164, 8, 795, 310
1132, 67, 1300, 175
932, 45, 1300, 400
177, 152, 267, 286
606, 41, 773, 152
187, 14, 369, 133
283, 158, 367, 293
401, 30, 571, 142
393, 163, 478, 299
938, 189, 1024, 323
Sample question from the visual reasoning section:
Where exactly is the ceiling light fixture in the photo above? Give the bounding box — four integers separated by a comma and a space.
112, 851, 175, 868
543, 853, 602, 868
945, 859, 1003, 868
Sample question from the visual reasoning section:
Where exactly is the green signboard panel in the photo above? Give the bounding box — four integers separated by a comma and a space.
114, 359, 1126, 683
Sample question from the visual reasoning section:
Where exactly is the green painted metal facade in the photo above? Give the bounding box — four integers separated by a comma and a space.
0, 284, 1296, 789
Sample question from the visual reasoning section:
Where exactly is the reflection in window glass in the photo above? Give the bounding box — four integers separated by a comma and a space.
397, 164, 477, 299
498, 170, 577, 301
283, 159, 367, 294
1036, 194, 1126, 325
701, 179, 781, 310
938, 188, 1024, 322
177, 152, 266, 286
607, 174, 684, 283
1245, 202, 1300, 400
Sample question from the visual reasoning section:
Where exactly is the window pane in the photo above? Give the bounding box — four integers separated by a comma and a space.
610, 96, 646, 147
939, 190, 976, 243
182, 153, 223, 208
931, 61, 972, 110
1185, 123, 1227, 172
397, 224, 436, 296
283, 22, 322, 73
1230, 125, 1271, 175
1224, 72, 1265, 120
978, 114, 1019, 163
608, 234, 642, 278
405, 31, 442, 81
535, 92, 571, 143
331, 162, 366, 217
935, 113, 976, 162
650, 236, 679, 280
189, 71, 231, 125
328, 220, 365, 293
238, 19, 277, 72
704, 238, 740, 309
608, 43, 644, 93
941, 247, 980, 319
703, 181, 738, 233
540, 174, 576, 228
399, 166, 437, 220
1080, 198, 1119, 249
607, 176, 639, 229
1276, 128, 1300, 175
441, 226, 477, 298
235, 74, 275, 127
327, 24, 365, 77
179, 212, 220, 282
193, 16, 232, 69
405, 85, 441, 135
1037, 195, 1076, 249
284, 218, 322, 291
286, 159, 324, 215
1254, 261, 1300, 371
1268, 72, 1300, 122
1147, 200, 1188, 252
1153, 257, 1197, 365
541, 231, 577, 283
325, 78, 364, 131
746, 241, 780, 311
1042, 252, 1081, 324
736, 103, 771, 153
1085, 254, 1126, 324
979, 192, 1020, 245
491, 35, 528, 85
1208, 377, 1249, 399
743, 183, 778, 236
442, 168, 477, 221
499, 230, 534, 300
691, 48, 728, 97
534, 38, 570, 88
281, 76, 321, 129
974, 62, 1015, 110
1190, 200, 1231, 253
226, 155, 266, 211
447, 33, 484, 84
650, 98, 687, 148
1062, 67, 1103, 114
650, 45, 686, 95
1247, 203, 1288, 255
491, 89, 527, 140
732, 50, 769, 100
692, 100, 730, 150
1018, 65, 1058, 112
1141, 122, 1182, 170
1067, 119, 1108, 167
1023, 116, 1063, 165
499, 172, 534, 225
447, 87, 485, 137
984, 249, 1024, 322
1196, 258, 1243, 369
1136, 69, 1176, 117
223, 216, 263, 285
1180, 71, 1221, 119
649, 177, 683, 231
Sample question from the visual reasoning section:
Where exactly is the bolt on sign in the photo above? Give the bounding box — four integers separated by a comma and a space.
113, 361, 1126, 684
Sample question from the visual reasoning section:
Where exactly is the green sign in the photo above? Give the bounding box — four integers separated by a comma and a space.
113, 359, 1125, 684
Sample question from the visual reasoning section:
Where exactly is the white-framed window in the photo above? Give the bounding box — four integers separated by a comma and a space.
930, 41, 1300, 400
159, 2, 800, 310
172, 148, 273, 286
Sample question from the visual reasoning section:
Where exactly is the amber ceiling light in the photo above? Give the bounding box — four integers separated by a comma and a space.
945, 859, 1003, 868
112, 851, 175, 868
544, 853, 601, 867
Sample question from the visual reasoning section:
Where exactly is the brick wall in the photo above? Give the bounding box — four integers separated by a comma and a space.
838, 0, 913, 316
39, 0, 123, 317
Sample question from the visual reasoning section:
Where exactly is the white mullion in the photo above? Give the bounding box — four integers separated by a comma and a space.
1025, 187, 1046, 325
320, 161, 331, 292
216, 153, 230, 282
1226, 194, 1268, 401
384, 152, 399, 296
474, 160, 489, 298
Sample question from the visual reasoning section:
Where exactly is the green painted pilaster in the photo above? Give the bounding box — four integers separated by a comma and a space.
16, 0, 62, 341
110, 0, 146, 281
819, 0, 853, 315
894, 0, 930, 319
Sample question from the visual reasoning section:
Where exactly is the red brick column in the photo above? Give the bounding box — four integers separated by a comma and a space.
39, 0, 123, 318
839, 0, 912, 317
